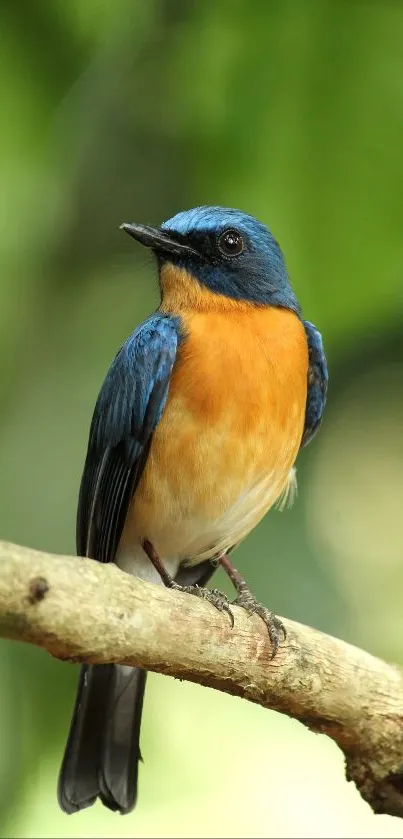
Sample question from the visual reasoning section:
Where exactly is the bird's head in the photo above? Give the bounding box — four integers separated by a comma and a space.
121, 206, 300, 314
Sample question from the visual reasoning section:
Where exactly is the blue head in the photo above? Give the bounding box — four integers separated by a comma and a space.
121, 206, 300, 313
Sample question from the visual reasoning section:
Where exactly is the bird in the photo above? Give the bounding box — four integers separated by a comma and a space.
57, 205, 328, 816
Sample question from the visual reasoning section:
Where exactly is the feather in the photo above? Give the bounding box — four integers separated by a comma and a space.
301, 320, 328, 448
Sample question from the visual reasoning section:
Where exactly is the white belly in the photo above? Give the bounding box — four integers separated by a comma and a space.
116, 467, 296, 578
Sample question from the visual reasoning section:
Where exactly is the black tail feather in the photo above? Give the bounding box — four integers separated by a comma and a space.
58, 664, 146, 815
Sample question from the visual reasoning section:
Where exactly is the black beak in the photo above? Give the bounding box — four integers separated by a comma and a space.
120, 222, 199, 258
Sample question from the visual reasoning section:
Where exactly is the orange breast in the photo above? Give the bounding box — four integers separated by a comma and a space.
120, 299, 308, 563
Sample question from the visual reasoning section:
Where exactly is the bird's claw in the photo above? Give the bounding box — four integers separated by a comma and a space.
171, 582, 234, 628
233, 590, 286, 659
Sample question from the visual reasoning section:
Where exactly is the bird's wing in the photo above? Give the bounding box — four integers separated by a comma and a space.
300, 320, 328, 448
76, 313, 180, 563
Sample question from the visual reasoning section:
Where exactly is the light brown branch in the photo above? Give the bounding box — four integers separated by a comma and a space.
1, 539, 403, 818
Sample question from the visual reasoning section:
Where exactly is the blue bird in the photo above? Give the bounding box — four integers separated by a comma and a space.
58, 206, 327, 815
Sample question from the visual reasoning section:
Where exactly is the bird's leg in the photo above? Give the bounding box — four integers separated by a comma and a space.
219, 553, 286, 659
142, 540, 234, 627
142, 539, 176, 586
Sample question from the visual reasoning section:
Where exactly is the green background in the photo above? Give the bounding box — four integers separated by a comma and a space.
1, 1, 403, 836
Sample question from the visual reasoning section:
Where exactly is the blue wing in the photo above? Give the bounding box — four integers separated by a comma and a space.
300, 320, 328, 448
76, 313, 180, 563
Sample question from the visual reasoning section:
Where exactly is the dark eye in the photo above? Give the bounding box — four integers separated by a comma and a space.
217, 228, 245, 257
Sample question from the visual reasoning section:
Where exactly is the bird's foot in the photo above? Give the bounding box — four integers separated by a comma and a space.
216, 552, 285, 659
142, 539, 234, 627
233, 587, 286, 659
171, 582, 234, 628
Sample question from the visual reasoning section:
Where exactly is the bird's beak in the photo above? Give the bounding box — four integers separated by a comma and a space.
120, 222, 199, 258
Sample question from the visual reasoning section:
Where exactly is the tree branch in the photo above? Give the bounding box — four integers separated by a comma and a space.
1, 540, 403, 818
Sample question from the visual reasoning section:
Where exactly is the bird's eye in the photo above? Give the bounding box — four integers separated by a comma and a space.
217, 228, 245, 257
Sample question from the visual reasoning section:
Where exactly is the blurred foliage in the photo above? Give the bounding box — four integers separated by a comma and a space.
1, 0, 403, 836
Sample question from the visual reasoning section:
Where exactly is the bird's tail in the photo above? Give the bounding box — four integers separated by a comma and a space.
58, 663, 146, 814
